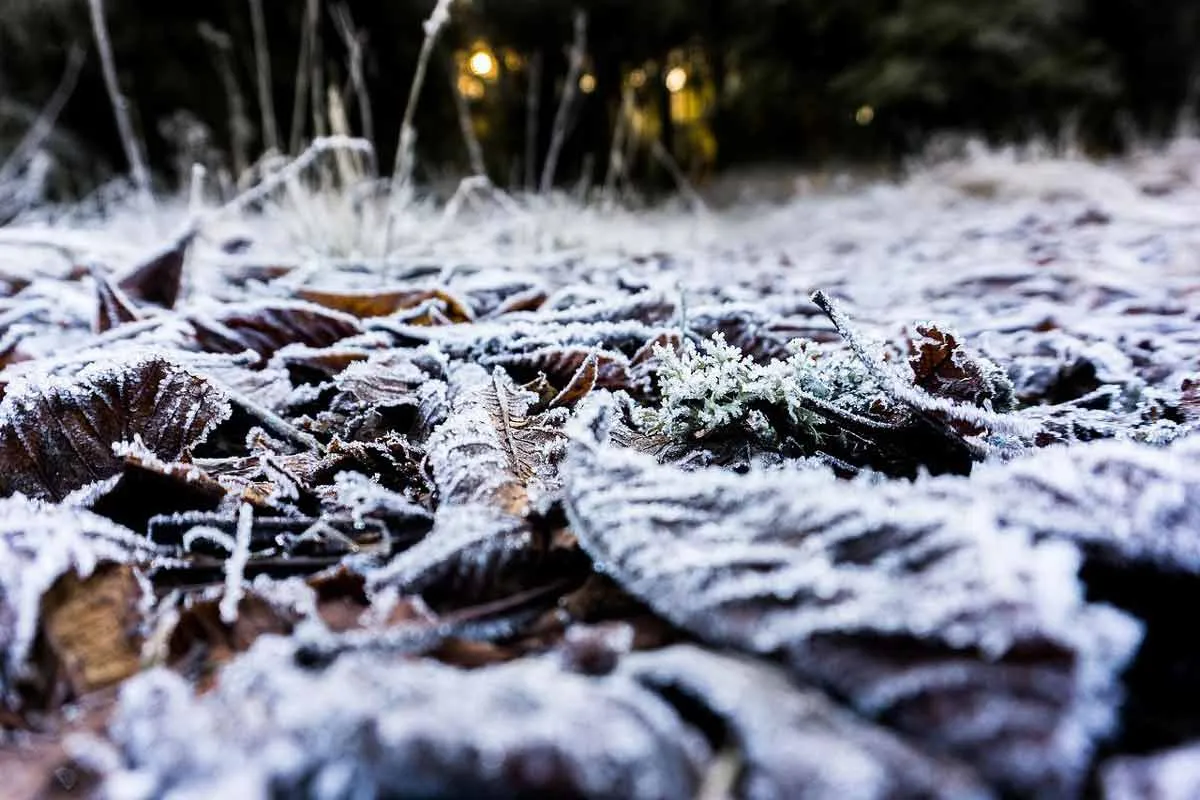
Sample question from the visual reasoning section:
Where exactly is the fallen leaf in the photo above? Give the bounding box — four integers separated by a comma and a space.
40, 564, 143, 698
298, 286, 474, 322
0, 358, 231, 501
560, 403, 1141, 797
191, 301, 362, 360
625, 646, 990, 799
116, 230, 194, 309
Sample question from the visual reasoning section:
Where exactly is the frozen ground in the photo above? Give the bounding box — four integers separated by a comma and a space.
0, 140, 1199, 799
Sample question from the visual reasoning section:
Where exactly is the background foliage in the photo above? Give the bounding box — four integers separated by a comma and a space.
0, 0, 1198, 194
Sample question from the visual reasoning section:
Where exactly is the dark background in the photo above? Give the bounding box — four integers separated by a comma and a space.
1, 0, 1198, 197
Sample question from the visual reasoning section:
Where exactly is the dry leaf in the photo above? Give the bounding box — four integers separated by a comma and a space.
0, 358, 231, 501
116, 231, 194, 309
40, 564, 143, 698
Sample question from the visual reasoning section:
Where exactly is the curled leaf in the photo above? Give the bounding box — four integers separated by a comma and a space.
625, 646, 991, 800
561, 403, 1141, 796
116, 230, 194, 309
100, 644, 710, 799
191, 302, 362, 360
0, 358, 231, 501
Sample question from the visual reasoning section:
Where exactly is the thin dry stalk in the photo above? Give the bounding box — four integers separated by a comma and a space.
391, 0, 455, 193
0, 45, 85, 185
198, 23, 252, 178
327, 85, 362, 184
331, 3, 374, 148
288, 0, 318, 154
539, 10, 587, 194
87, 0, 153, 210
247, 0, 280, 153
217, 135, 373, 218
602, 85, 634, 198
649, 137, 708, 213
448, 55, 487, 178
307, 0, 327, 143
523, 51, 542, 192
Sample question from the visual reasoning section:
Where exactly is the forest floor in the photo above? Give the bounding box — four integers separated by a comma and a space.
1, 141, 1200, 799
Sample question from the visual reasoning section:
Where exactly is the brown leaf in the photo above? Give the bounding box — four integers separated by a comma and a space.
85, 447, 227, 532
1182, 375, 1200, 424
191, 302, 362, 360
548, 350, 598, 409
0, 358, 231, 501
297, 286, 475, 322
91, 269, 142, 333
116, 230, 194, 309
167, 594, 295, 684
428, 367, 569, 514
907, 323, 1011, 410
487, 346, 632, 391
40, 565, 143, 698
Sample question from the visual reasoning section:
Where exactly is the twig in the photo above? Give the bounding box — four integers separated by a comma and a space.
602, 86, 633, 199
88, 0, 153, 210
524, 51, 542, 192
197, 23, 252, 178
288, 0, 318, 155
331, 3, 374, 148
390, 0, 455, 194
247, 0, 280, 153
307, 0, 328, 145
219, 504, 254, 624
448, 54, 487, 178
539, 10, 587, 194
0, 45, 85, 185
215, 135, 373, 217
649, 137, 708, 213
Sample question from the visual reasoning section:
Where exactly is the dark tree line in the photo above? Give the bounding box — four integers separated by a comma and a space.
1, 0, 1198, 194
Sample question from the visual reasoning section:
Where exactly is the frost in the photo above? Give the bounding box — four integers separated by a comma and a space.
624, 646, 991, 799
0, 356, 231, 501
1101, 741, 1200, 800
98, 640, 709, 799
0, 495, 164, 706
561, 400, 1142, 796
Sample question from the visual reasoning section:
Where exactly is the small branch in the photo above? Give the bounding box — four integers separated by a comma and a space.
288, 0, 318, 155
0, 45, 85, 185
448, 54, 487, 178
88, 0, 153, 210
391, 0, 455, 193
649, 137, 708, 213
198, 23, 252, 179
523, 51, 542, 193
247, 0, 280, 153
331, 3, 375, 148
539, 10, 587, 194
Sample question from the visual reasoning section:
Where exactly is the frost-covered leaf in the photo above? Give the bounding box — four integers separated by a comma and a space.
98, 642, 709, 799
427, 366, 568, 513
92, 269, 142, 333
549, 350, 599, 409
907, 323, 1014, 412
297, 286, 475, 322
0, 496, 165, 709
367, 504, 546, 604
116, 231, 193, 309
0, 357, 231, 501
1101, 742, 1200, 800
624, 645, 991, 800
190, 301, 362, 360
40, 564, 143, 700
486, 345, 633, 392
561, 403, 1141, 796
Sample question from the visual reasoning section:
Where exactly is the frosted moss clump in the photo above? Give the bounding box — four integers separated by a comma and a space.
639, 333, 885, 442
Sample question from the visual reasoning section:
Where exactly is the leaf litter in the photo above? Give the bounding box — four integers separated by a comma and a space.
3, 149, 1200, 797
